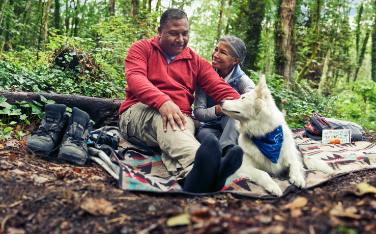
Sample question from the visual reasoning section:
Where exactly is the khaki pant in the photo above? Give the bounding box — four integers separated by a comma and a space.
119, 103, 200, 180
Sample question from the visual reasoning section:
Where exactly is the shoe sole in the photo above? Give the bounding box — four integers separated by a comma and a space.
27, 145, 51, 156
58, 152, 87, 165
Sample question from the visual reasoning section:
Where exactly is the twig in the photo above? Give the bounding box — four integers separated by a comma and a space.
0, 214, 14, 232
0, 200, 22, 208
106, 214, 132, 224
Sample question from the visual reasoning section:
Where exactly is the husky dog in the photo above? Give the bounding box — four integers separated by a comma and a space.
220, 75, 333, 196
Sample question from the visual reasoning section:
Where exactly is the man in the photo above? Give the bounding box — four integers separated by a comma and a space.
118, 8, 243, 193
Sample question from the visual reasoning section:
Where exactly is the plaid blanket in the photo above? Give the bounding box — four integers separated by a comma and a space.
91, 129, 376, 198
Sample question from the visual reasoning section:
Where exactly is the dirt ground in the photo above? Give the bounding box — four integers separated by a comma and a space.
0, 131, 376, 234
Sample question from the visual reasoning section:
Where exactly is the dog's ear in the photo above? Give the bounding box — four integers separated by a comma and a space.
255, 74, 269, 100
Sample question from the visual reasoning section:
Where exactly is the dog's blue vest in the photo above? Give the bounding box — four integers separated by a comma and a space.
200, 64, 245, 130
251, 125, 284, 164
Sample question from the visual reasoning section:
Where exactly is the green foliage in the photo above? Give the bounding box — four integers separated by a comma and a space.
249, 71, 337, 128
0, 59, 124, 98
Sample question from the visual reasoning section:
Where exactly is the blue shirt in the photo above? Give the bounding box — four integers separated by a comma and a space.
162, 50, 178, 65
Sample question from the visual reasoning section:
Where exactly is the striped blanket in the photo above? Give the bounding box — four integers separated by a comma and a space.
90, 129, 376, 198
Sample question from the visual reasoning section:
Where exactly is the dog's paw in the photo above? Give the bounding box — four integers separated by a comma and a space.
264, 183, 283, 197
289, 175, 306, 188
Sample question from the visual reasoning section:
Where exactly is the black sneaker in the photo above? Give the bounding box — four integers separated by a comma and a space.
27, 104, 69, 155
58, 107, 93, 165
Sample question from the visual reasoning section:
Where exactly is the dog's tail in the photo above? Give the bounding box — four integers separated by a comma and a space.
303, 156, 334, 174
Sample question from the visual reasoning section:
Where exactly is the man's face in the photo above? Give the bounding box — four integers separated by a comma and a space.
158, 18, 189, 55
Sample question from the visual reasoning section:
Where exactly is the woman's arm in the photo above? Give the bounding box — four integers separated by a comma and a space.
238, 75, 255, 94
193, 86, 219, 122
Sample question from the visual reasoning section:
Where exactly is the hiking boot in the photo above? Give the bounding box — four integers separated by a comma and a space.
27, 104, 69, 155
58, 107, 93, 165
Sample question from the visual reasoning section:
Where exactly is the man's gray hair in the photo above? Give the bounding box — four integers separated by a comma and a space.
160, 8, 188, 29
218, 36, 247, 65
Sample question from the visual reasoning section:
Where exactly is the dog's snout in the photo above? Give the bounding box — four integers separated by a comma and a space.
220, 100, 224, 107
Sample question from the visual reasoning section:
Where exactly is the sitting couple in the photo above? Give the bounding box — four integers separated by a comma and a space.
118, 8, 255, 193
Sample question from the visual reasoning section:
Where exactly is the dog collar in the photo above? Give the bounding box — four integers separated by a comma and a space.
250, 125, 284, 164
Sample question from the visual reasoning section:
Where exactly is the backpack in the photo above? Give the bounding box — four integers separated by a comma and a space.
305, 112, 332, 140
304, 112, 366, 141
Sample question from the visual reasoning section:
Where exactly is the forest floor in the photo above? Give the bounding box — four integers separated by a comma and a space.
1, 130, 376, 234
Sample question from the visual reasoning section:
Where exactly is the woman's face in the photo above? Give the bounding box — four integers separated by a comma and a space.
211, 41, 239, 71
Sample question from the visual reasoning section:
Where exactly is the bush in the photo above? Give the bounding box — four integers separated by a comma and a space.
0, 60, 125, 98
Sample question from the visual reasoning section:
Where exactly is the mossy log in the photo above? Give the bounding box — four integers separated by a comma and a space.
0, 90, 124, 128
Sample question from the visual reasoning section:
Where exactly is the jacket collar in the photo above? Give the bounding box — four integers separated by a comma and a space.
214, 64, 245, 82
227, 64, 245, 83
150, 35, 193, 60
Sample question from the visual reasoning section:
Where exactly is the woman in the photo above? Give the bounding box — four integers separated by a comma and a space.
193, 36, 255, 155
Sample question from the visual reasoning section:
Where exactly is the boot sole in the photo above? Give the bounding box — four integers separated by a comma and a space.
58, 152, 87, 165
27, 145, 52, 156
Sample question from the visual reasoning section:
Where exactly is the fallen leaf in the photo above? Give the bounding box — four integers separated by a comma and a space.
1, 165, 8, 170
356, 182, 376, 195
80, 197, 113, 216
8, 153, 17, 162
166, 213, 191, 226
87, 170, 92, 179
30, 174, 49, 184
19, 141, 26, 145
0, 144, 4, 149
60, 221, 69, 229
330, 202, 361, 219
206, 197, 216, 204
261, 224, 284, 234
49, 166, 64, 170
291, 208, 303, 218
16, 125, 22, 131
370, 201, 376, 209
73, 167, 81, 173
274, 214, 286, 221
6, 227, 25, 234
283, 197, 308, 210
12, 169, 26, 175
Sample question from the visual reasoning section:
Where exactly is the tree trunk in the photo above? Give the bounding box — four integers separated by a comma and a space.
0, 0, 7, 26
0, 91, 124, 128
243, 0, 266, 71
131, 0, 139, 16
109, 0, 115, 16
225, 0, 232, 35
73, 0, 80, 37
65, 0, 69, 36
294, 0, 321, 89
37, 0, 45, 60
354, 27, 371, 81
274, 0, 297, 90
156, 0, 161, 11
217, 0, 226, 40
54, 0, 61, 34
371, 2, 376, 82
355, 3, 363, 58
148, 0, 151, 12
43, 0, 51, 51
318, 48, 330, 94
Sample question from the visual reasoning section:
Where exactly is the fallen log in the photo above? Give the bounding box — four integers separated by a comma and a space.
0, 90, 124, 128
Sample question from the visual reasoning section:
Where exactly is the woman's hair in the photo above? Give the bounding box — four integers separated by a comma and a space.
218, 36, 246, 65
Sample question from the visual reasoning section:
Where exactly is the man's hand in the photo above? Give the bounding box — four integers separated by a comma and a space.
215, 97, 233, 116
159, 100, 187, 132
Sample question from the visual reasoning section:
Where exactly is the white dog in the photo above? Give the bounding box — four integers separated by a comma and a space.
220, 75, 333, 196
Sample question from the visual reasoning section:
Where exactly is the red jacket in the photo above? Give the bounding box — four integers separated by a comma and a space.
119, 35, 241, 116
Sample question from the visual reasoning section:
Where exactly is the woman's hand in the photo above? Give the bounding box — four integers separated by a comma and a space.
215, 97, 233, 116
